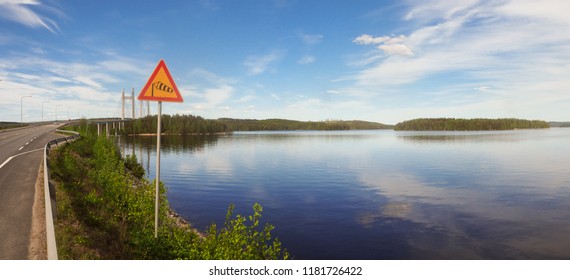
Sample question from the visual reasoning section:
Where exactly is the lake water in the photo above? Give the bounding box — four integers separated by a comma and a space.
118, 129, 570, 259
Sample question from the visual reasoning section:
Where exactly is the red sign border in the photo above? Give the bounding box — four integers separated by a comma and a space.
137, 59, 184, 102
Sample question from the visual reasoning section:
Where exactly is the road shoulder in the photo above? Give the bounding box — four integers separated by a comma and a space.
29, 161, 47, 259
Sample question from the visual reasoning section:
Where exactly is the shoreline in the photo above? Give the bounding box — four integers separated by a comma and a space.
167, 208, 205, 238
129, 132, 233, 136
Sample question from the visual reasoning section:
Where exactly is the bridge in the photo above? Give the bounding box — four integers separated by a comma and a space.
0, 89, 147, 259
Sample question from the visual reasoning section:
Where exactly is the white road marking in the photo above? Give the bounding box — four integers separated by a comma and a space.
18, 146, 24, 151
0, 156, 14, 170
0, 148, 44, 170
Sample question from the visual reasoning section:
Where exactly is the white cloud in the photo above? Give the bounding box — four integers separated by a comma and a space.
495, 0, 570, 24
244, 105, 255, 113
74, 76, 103, 89
236, 95, 255, 103
287, 97, 322, 109
189, 67, 236, 85
0, 52, 154, 121
244, 50, 284, 75
297, 55, 316, 65
346, 0, 570, 121
353, 34, 413, 56
30, 46, 45, 54
176, 68, 240, 116
60, 86, 115, 102
378, 43, 414, 56
474, 86, 490, 92
353, 34, 391, 45
403, 0, 479, 21
300, 33, 324, 45
192, 85, 234, 110
0, 0, 61, 33
98, 59, 150, 77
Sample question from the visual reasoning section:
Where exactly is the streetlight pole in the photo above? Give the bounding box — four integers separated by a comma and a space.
21, 95, 32, 125
55, 104, 62, 124
42, 101, 50, 123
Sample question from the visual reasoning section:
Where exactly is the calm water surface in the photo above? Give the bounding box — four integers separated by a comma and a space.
119, 129, 570, 259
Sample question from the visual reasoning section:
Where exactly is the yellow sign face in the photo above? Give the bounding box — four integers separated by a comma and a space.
138, 60, 183, 102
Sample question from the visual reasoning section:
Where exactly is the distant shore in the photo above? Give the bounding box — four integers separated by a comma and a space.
123, 115, 393, 135
129, 132, 233, 136
394, 118, 550, 131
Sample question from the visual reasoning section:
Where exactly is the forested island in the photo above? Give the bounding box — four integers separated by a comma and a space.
124, 114, 392, 135
394, 118, 550, 131
218, 118, 393, 131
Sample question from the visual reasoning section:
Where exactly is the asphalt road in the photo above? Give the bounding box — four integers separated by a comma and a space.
0, 124, 62, 259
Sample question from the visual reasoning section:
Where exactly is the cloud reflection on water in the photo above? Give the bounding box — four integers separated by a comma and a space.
356, 130, 570, 259
120, 129, 570, 259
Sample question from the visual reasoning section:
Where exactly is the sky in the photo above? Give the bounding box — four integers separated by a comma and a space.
1, 0, 569, 125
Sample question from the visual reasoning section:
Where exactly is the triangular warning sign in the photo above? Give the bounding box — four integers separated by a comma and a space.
138, 60, 183, 102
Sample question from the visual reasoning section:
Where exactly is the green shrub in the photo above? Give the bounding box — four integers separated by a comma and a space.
199, 203, 289, 260
124, 154, 145, 179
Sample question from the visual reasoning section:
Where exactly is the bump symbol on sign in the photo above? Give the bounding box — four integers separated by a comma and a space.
152, 81, 173, 97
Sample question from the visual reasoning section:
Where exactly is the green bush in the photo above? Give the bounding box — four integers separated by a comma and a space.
125, 154, 145, 179
200, 203, 289, 260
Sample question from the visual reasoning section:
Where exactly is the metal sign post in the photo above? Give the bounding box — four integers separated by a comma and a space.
137, 59, 183, 239
155, 101, 162, 238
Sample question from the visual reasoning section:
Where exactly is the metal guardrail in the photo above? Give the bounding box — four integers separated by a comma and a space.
43, 129, 80, 260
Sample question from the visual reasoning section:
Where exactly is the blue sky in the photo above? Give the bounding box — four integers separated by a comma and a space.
1, 0, 569, 124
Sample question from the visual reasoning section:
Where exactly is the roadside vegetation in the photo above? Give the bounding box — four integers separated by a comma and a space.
0, 122, 27, 131
394, 118, 550, 131
51, 121, 288, 259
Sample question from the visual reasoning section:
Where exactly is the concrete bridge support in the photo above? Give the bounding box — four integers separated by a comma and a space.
94, 120, 127, 136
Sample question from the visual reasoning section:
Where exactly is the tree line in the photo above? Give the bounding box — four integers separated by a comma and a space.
218, 118, 392, 131
0, 122, 26, 130
125, 114, 230, 135
124, 114, 392, 135
394, 118, 550, 131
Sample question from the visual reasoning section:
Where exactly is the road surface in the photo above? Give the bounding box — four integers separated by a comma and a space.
0, 124, 62, 259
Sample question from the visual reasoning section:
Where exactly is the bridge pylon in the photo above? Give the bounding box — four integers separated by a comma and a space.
121, 88, 136, 120
122, 88, 150, 119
